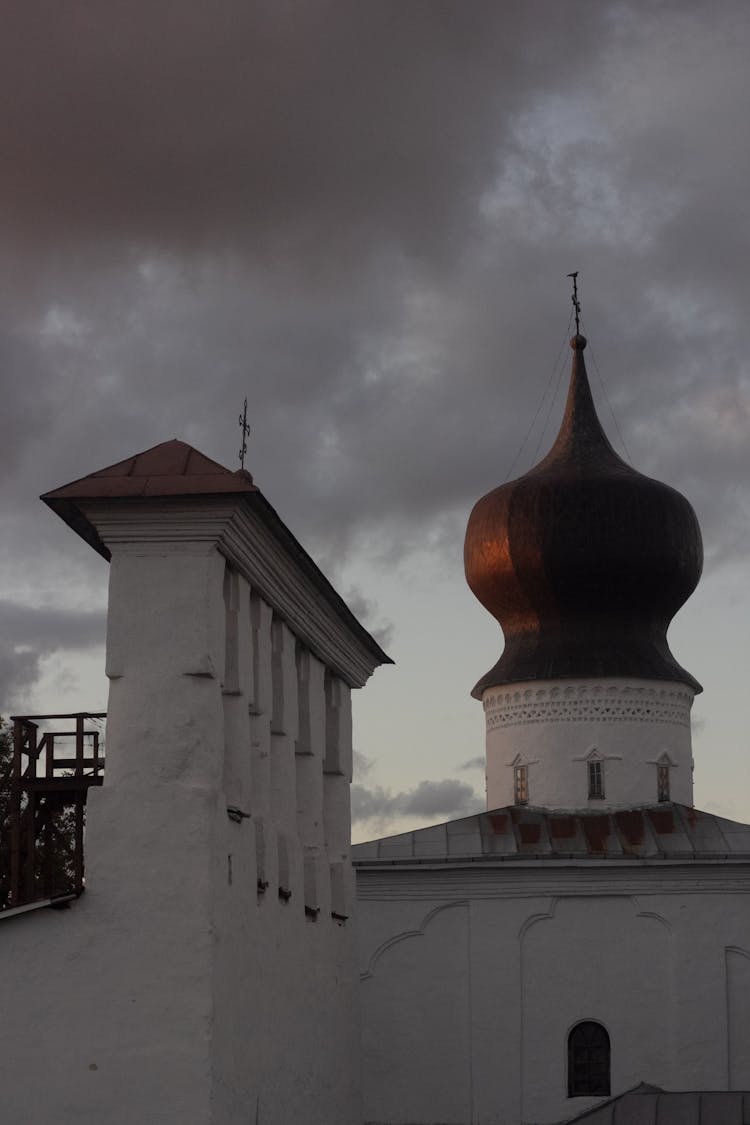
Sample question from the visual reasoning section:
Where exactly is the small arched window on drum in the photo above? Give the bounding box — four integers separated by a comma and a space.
513, 764, 528, 805
568, 1021, 610, 1097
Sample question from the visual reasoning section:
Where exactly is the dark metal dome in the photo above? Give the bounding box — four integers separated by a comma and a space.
464, 335, 703, 699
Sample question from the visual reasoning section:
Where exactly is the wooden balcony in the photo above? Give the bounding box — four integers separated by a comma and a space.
1, 713, 106, 911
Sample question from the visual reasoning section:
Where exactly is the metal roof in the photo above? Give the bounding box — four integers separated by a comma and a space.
558, 1083, 750, 1124
464, 336, 702, 698
352, 804, 750, 865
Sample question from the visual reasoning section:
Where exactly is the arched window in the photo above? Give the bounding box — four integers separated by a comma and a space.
568, 1021, 610, 1097
657, 762, 670, 802
588, 759, 604, 800
513, 764, 528, 805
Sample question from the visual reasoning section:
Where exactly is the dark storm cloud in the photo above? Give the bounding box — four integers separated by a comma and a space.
0, 2, 605, 259
1, 0, 750, 709
351, 778, 481, 825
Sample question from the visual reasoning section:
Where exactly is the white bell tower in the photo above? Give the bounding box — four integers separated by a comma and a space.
464, 331, 702, 812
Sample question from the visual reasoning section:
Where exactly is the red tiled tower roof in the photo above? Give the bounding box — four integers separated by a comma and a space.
41, 439, 257, 501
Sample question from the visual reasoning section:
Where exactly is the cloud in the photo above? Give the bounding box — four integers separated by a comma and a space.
0, 0, 749, 740
344, 589, 394, 652
0, 601, 106, 711
1, 3, 748, 562
353, 751, 374, 779
458, 757, 485, 772
351, 778, 482, 826
0, 3, 609, 259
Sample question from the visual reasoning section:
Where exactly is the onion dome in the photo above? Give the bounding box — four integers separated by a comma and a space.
464, 334, 703, 699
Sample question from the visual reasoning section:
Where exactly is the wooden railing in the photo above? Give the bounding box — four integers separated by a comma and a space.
1, 713, 106, 911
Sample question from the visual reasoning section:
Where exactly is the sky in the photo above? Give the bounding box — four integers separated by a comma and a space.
1, 1, 750, 841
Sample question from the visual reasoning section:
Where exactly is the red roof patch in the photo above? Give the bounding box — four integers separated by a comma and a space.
582, 815, 610, 853
549, 816, 576, 839
615, 810, 645, 848
648, 809, 675, 834
42, 439, 257, 501
518, 822, 542, 845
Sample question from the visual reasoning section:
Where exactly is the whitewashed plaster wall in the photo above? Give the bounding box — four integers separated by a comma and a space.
210, 573, 360, 1125
483, 677, 695, 811
356, 865, 750, 1125
0, 495, 371, 1125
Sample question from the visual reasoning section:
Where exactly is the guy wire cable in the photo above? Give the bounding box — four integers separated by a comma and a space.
580, 316, 633, 464
504, 307, 574, 483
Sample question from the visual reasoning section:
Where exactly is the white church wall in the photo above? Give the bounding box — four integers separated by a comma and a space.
0, 493, 367, 1125
520, 896, 672, 1123
727, 948, 750, 1089
361, 901, 472, 1125
210, 572, 360, 1123
0, 544, 225, 1124
484, 678, 695, 811
357, 868, 750, 1125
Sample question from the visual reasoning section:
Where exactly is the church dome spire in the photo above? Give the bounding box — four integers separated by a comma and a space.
464, 330, 703, 699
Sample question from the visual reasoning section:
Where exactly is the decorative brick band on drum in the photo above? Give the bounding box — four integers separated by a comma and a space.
483, 682, 694, 729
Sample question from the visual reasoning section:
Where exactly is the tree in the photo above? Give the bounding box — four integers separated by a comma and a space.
0, 717, 78, 909
0, 718, 12, 906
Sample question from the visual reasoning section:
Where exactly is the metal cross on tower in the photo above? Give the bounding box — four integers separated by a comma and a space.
567, 270, 581, 335
238, 397, 251, 470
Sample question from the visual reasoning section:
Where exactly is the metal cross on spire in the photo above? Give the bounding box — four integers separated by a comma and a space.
567, 270, 581, 335
238, 397, 251, 470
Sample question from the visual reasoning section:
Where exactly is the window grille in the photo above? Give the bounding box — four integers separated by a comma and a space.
513, 764, 528, 806
588, 760, 604, 800
568, 1021, 611, 1097
657, 763, 670, 802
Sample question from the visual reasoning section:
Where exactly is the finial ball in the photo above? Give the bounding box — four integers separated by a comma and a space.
570, 333, 587, 350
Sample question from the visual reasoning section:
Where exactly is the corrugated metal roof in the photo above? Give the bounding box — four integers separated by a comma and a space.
352, 804, 750, 865
558, 1083, 750, 1124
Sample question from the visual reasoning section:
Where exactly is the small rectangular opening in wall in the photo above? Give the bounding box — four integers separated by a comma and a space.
303, 850, 319, 920
657, 763, 670, 802
271, 616, 285, 734
296, 644, 312, 756
248, 592, 262, 715
324, 669, 342, 774
255, 818, 268, 896
329, 860, 348, 922
223, 565, 240, 695
277, 833, 291, 902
